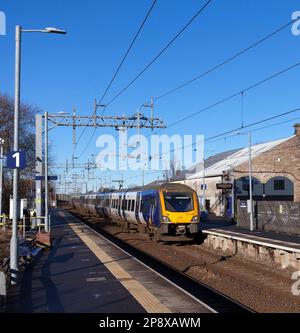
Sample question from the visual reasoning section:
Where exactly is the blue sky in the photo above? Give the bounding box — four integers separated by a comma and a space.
1, 0, 300, 190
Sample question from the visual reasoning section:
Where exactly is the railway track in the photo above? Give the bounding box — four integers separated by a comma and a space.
68, 210, 255, 314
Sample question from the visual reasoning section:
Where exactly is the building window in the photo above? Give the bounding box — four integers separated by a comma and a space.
274, 179, 285, 191
242, 180, 253, 192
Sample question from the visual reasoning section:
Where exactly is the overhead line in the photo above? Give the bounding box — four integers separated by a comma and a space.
125, 106, 300, 169
148, 19, 295, 103
99, 0, 158, 114
97, 106, 300, 180
149, 60, 300, 135
75, 0, 157, 157
78, 0, 213, 158
105, 0, 213, 107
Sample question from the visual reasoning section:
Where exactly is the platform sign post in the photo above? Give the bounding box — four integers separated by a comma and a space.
0, 138, 4, 217
35, 114, 43, 229
10, 25, 22, 285
45, 111, 49, 232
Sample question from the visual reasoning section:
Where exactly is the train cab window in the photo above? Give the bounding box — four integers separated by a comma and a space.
163, 192, 193, 212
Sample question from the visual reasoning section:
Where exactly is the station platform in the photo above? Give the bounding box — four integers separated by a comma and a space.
4, 209, 214, 313
200, 218, 300, 252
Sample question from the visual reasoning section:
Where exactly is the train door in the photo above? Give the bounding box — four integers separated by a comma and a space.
149, 196, 155, 225
150, 194, 159, 226
122, 193, 127, 221
142, 195, 151, 226
135, 192, 141, 224
138, 194, 147, 225
118, 195, 122, 220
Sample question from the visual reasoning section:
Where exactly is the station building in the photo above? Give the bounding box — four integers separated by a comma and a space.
171, 124, 300, 234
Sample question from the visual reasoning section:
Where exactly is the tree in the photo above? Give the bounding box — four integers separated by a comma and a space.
0, 94, 40, 213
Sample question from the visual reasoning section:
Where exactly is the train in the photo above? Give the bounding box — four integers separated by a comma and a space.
67, 183, 200, 241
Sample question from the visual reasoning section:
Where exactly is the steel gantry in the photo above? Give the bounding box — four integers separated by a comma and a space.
46, 113, 166, 130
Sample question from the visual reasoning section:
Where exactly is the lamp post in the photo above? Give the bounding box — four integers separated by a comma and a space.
236, 131, 254, 231
44, 111, 49, 232
248, 131, 254, 231
0, 138, 4, 217
10, 25, 66, 284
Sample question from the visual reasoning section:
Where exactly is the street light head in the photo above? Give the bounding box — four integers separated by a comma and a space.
44, 27, 67, 34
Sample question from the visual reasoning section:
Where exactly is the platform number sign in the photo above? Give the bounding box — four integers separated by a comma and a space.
201, 184, 207, 190
7, 151, 26, 169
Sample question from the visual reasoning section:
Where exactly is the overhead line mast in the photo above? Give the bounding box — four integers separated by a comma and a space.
75, 0, 158, 152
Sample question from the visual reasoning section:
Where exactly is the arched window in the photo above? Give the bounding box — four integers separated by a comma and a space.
235, 176, 263, 199
265, 177, 294, 201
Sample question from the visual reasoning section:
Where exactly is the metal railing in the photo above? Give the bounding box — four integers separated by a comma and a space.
0, 214, 50, 235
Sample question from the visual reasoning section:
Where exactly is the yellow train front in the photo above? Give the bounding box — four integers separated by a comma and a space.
137, 183, 200, 241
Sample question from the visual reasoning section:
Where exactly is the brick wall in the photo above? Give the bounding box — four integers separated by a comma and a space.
233, 134, 300, 201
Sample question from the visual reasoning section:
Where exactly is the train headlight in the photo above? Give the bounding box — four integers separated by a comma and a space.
162, 216, 171, 222
192, 216, 199, 222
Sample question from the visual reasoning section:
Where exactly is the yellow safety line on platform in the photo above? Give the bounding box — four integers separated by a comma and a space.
68, 222, 172, 313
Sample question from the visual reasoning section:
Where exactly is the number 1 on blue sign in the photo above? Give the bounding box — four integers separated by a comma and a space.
12, 152, 20, 168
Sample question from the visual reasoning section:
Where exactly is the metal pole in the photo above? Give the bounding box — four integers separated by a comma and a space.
202, 152, 206, 211
10, 25, 21, 284
35, 114, 43, 228
0, 140, 4, 217
248, 131, 254, 231
44, 111, 49, 232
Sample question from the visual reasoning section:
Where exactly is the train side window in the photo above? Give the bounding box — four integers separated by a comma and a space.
131, 200, 135, 211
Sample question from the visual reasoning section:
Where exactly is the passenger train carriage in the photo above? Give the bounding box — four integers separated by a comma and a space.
70, 183, 200, 241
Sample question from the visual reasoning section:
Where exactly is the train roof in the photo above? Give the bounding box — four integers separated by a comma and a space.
133, 182, 196, 193
73, 182, 196, 198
